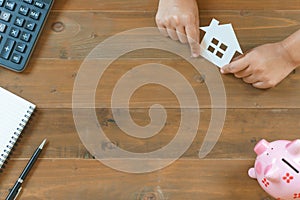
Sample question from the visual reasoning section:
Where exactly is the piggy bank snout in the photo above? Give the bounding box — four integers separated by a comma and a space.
264, 165, 281, 182
254, 139, 270, 155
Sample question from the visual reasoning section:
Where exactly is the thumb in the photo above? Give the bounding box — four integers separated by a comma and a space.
221, 55, 249, 74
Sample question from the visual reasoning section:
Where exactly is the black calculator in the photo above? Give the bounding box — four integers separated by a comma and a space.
0, 0, 54, 72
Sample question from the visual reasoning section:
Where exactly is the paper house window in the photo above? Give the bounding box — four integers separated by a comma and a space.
199, 18, 243, 68
207, 38, 229, 59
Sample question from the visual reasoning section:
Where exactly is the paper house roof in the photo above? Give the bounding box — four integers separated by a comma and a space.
200, 18, 243, 54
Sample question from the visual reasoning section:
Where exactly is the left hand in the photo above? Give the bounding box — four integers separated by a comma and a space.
220, 42, 297, 89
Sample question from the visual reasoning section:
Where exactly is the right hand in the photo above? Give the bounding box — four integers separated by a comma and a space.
155, 0, 200, 57
221, 42, 297, 89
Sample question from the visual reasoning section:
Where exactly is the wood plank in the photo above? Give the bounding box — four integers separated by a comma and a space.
0, 159, 271, 200
1, 59, 299, 109
5, 108, 300, 160
51, 0, 300, 11
35, 10, 300, 60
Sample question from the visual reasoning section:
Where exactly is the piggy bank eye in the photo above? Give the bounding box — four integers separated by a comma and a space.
271, 148, 274, 150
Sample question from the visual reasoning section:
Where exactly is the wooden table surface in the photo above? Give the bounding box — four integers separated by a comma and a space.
1, 0, 300, 199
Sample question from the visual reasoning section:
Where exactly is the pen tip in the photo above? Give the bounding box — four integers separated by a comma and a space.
39, 139, 47, 149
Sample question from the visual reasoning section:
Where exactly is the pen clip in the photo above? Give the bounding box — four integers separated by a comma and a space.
13, 187, 22, 200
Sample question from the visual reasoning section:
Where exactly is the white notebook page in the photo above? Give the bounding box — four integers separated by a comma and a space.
0, 87, 36, 168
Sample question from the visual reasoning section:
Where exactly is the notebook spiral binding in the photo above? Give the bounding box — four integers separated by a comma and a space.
0, 106, 35, 169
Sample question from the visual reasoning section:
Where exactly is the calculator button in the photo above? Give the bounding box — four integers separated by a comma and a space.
16, 42, 27, 53
0, 0, 4, 7
24, 0, 33, 4
9, 28, 20, 38
5, 1, 16, 11
0, 23, 6, 32
25, 21, 36, 31
11, 53, 22, 64
34, 1, 44, 8
29, 10, 40, 20
20, 31, 31, 42
14, 17, 25, 27
19, 6, 29, 16
0, 39, 15, 59
0, 11, 11, 22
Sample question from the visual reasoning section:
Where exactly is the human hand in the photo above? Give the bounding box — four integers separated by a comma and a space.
155, 0, 200, 57
220, 42, 297, 89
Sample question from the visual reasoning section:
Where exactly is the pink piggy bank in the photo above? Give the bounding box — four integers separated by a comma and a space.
249, 139, 300, 200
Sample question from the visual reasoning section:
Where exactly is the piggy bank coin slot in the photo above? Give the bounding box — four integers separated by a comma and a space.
282, 158, 299, 173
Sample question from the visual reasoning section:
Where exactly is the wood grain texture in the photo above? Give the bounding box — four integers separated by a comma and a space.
0, 159, 268, 200
1, 0, 300, 199
0, 59, 299, 109
51, 0, 300, 11
35, 10, 300, 59
4, 108, 300, 160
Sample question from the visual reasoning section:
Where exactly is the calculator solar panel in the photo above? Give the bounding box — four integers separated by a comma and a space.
0, 0, 54, 72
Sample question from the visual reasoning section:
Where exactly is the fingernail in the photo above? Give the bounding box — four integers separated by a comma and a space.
192, 51, 200, 58
192, 53, 198, 58
220, 68, 225, 73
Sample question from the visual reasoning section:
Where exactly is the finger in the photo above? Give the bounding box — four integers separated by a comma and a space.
221, 56, 249, 74
157, 26, 169, 37
232, 53, 244, 62
166, 27, 179, 41
234, 67, 252, 78
176, 26, 188, 44
252, 82, 272, 89
231, 48, 253, 62
156, 17, 169, 37
186, 25, 200, 57
242, 74, 259, 84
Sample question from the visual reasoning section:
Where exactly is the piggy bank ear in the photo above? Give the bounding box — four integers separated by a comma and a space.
286, 139, 300, 156
248, 168, 257, 179
254, 139, 269, 155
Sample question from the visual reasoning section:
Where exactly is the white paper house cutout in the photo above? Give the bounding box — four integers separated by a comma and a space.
199, 18, 243, 68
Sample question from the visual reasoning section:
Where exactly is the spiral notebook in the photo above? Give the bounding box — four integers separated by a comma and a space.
0, 87, 36, 169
